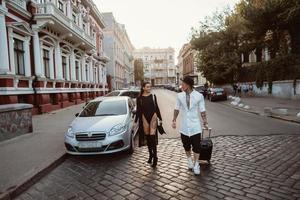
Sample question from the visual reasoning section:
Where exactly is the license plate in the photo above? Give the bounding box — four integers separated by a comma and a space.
217, 92, 223, 95
78, 141, 102, 148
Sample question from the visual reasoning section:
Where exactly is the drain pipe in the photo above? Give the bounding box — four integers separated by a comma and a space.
29, 2, 41, 114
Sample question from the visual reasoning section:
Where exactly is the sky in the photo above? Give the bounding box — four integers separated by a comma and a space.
95, 0, 240, 60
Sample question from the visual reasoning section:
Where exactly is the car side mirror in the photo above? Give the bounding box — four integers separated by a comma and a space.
75, 113, 79, 117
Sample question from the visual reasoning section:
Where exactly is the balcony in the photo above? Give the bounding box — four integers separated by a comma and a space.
35, 3, 95, 49
7, 0, 26, 10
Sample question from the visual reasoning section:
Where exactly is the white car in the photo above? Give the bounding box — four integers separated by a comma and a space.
105, 89, 140, 103
65, 96, 138, 155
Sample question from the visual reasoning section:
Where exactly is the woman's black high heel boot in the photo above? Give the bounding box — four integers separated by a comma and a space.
146, 136, 153, 164
150, 135, 157, 168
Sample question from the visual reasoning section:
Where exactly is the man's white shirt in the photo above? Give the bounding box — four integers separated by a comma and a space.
175, 90, 206, 136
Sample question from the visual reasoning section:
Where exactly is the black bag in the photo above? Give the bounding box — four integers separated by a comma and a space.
199, 128, 213, 164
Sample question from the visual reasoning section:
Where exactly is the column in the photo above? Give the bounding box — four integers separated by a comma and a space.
33, 30, 43, 77
66, 55, 70, 80
55, 42, 63, 79
81, 56, 86, 82
24, 37, 32, 77
70, 49, 76, 81
0, 13, 10, 74
66, 0, 72, 19
49, 47, 54, 79
7, 27, 15, 74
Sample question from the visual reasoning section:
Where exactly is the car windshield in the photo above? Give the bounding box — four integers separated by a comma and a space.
106, 91, 120, 97
79, 100, 127, 117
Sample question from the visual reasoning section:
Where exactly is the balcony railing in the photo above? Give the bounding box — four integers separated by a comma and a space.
7, 0, 27, 10
35, 3, 94, 47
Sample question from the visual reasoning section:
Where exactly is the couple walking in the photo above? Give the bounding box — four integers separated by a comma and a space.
135, 76, 208, 175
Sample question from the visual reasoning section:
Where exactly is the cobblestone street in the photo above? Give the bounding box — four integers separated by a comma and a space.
16, 135, 300, 200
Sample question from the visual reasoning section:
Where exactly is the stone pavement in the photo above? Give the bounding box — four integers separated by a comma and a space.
16, 135, 300, 200
226, 96, 300, 123
0, 103, 84, 195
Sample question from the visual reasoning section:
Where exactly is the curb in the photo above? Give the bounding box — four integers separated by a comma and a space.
0, 152, 68, 200
222, 102, 300, 125
269, 115, 300, 124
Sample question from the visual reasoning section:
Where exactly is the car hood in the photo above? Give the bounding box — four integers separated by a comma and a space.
70, 115, 127, 133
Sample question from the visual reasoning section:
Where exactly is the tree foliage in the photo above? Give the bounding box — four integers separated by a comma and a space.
191, 0, 300, 86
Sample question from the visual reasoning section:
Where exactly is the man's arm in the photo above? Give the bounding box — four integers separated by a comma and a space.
173, 109, 179, 122
201, 111, 208, 128
172, 109, 179, 129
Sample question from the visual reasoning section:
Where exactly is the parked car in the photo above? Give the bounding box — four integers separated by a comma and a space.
175, 85, 182, 92
207, 88, 227, 101
106, 89, 140, 103
65, 96, 138, 155
194, 85, 208, 98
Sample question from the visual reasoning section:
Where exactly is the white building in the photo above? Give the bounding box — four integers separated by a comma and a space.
102, 12, 134, 90
133, 47, 176, 86
0, 0, 109, 114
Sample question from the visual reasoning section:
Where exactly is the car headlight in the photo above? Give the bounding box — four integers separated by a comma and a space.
66, 127, 75, 138
109, 124, 127, 136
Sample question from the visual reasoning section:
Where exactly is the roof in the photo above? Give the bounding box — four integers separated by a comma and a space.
91, 96, 130, 102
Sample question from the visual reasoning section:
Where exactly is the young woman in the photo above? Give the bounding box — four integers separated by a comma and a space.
135, 82, 162, 168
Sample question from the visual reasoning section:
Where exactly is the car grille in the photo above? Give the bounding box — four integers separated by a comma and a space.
75, 146, 108, 153
76, 132, 106, 141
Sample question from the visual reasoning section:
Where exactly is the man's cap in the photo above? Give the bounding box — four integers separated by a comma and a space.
180, 76, 194, 87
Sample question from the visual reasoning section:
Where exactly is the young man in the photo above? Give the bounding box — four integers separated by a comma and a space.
172, 76, 208, 175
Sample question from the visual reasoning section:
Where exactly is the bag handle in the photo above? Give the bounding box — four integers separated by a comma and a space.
201, 127, 212, 139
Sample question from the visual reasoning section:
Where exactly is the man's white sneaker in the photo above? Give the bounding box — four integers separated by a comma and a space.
193, 163, 201, 175
187, 157, 194, 170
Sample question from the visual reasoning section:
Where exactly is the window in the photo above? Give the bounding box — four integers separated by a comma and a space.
94, 67, 97, 82
13, 38, 25, 75
43, 49, 50, 78
72, 13, 76, 23
18, 95, 28, 103
58, 1, 64, 12
75, 61, 79, 80
62, 56, 67, 79
83, 23, 86, 32
85, 64, 88, 81
169, 55, 173, 60
50, 94, 58, 105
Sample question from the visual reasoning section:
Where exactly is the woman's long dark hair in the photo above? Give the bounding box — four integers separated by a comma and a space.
139, 82, 151, 97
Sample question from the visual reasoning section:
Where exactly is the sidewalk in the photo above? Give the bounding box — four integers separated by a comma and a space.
226, 96, 300, 123
0, 103, 84, 197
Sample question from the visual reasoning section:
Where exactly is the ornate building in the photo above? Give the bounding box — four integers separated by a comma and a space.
102, 12, 134, 90
178, 43, 206, 85
133, 47, 176, 86
0, 0, 109, 114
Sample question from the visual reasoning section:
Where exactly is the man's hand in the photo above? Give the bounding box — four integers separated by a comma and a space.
203, 122, 209, 130
172, 121, 176, 129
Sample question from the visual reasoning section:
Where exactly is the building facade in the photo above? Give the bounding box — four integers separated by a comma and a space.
178, 43, 206, 85
102, 12, 134, 90
0, 0, 109, 114
133, 47, 176, 86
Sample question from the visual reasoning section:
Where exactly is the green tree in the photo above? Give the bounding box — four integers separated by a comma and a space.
191, 8, 247, 85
